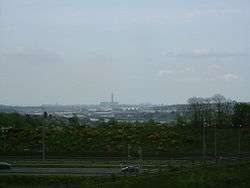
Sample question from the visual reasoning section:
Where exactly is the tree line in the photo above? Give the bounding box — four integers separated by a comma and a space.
181, 94, 250, 128
0, 94, 249, 129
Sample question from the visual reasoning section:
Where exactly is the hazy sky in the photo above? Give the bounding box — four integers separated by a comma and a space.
0, 0, 250, 105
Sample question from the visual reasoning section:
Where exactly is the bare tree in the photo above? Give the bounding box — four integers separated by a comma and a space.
188, 94, 233, 161
188, 97, 209, 162
212, 94, 227, 127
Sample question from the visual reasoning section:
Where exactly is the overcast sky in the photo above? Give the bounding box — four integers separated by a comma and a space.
0, 0, 250, 105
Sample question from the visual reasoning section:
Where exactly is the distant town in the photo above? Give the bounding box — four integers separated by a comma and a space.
0, 93, 192, 125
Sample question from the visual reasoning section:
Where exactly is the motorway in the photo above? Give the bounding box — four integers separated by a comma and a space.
1, 155, 249, 176
0, 167, 121, 176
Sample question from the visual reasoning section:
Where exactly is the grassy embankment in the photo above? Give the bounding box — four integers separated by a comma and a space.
1, 126, 250, 157
97, 161, 250, 188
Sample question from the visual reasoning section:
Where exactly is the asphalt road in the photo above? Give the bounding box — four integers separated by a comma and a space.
0, 167, 121, 176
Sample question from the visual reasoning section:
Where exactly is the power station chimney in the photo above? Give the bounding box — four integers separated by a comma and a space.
111, 93, 114, 103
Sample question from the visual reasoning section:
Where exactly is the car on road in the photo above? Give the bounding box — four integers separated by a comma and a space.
0, 162, 11, 169
121, 166, 139, 175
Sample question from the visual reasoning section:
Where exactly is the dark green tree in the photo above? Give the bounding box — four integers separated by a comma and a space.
68, 114, 80, 126
233, 103, 250, 127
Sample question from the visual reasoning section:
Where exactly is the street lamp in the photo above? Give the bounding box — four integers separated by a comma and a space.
1, 129, 7, 153
127, 144, 132, 160
202, 122, 206, 163
214, 123, 217, 162
238, 124, 242, 155
42, 112, 48, 161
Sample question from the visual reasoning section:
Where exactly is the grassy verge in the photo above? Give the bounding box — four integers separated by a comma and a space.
97, 161, 250, 188
0, 175, 108, 188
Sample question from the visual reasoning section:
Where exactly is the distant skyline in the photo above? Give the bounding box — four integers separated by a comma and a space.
0, 0, 250, 105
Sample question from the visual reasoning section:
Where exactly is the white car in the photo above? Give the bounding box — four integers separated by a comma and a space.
121, 166, 140, 175
0, 162, 11, 169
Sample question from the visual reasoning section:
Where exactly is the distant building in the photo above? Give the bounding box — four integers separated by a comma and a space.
100, 93, 119, 107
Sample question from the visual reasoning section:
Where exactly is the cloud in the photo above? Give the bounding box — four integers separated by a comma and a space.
157, 67, 194, 78
0, 48, 63, 65
221, 74, 239, 81
183, 8, 242, 22
179, 67, 194, 73
156, 62, 241, 84
209, 64, 222, 70
157, 70, 173, 77
164, 49, 249, 59
82, 53, 113, 65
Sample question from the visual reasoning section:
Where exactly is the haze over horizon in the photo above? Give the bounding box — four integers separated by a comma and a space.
0, 0, 250, 105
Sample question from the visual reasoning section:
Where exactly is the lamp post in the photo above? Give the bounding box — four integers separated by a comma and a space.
42, 112, 48, 161
238, 125, 242, 155
1, 128, 9, 153
127, 144, 131, 160
214, 124, 217, 162
1, 129, 6, 153
202, 123, 206, 163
